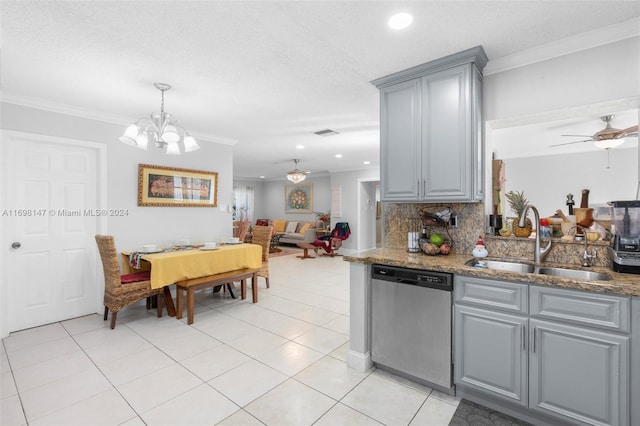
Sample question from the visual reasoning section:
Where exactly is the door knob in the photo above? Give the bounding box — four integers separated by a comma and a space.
11, 242, 21, 249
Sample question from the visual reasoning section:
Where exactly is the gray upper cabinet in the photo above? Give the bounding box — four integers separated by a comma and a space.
373, 46, 487, 202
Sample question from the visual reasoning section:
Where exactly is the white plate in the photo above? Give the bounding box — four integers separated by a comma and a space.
226, 241, 242, 245
138, 248, 163, 254
199, 247, 219, 251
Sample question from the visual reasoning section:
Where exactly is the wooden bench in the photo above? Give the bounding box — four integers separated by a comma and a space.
176, 267, 259, 325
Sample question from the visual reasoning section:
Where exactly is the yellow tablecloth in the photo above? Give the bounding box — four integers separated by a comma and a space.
128, 244, 262, 289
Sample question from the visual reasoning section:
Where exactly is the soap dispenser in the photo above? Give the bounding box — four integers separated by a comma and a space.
472, 235, 488, 258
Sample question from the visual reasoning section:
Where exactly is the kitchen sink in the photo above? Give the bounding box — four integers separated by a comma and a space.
466, 258, 612, 281
465, 259, 536, 274
537, 267, 612, 281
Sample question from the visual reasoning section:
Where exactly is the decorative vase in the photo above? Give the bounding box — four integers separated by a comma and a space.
512, 217, 532, 238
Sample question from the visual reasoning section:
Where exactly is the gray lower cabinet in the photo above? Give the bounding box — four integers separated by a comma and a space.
373, 46, 487, 203
454, 275, 631, 426
529, 319, 629, 425
454, 304, 528, 405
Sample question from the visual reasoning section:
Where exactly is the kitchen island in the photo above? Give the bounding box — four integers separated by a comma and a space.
344, 248, 640, 426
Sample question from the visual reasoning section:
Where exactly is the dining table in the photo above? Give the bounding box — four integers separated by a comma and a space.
121, 243, 263, 317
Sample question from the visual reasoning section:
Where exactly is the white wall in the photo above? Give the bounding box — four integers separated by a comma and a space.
503, 147, 637, 217
330, 168, 380, 252
1, 103, 236, 251
483, 37, 640, 216
484, 37, 639, 122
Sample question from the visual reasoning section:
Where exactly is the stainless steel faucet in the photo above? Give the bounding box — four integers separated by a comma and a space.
569, 225, 598, 267
519, 204, 552, 264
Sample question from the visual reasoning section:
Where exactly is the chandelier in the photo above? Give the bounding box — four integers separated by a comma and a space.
286, 159, 306, 183
119, 83, 199, 155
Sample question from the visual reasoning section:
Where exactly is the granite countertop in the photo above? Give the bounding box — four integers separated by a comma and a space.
344, 248, 640, 297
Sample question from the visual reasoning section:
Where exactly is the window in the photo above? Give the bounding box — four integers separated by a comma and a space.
232, 185, 254, 221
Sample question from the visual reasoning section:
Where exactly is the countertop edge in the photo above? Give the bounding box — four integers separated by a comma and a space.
344, 249, 640, 297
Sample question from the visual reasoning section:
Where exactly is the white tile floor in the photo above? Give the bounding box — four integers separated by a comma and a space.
1, 250, 460, 426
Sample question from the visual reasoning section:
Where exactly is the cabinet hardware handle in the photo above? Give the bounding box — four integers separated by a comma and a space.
417, 180, 420, 198
532, 327, 536, 353
522, 324, 526, 351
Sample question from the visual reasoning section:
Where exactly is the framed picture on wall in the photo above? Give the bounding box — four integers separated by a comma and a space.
138, 164, 218, 207
285, 183, 313, 213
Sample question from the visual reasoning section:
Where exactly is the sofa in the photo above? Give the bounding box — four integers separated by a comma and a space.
269, 219, 318, 245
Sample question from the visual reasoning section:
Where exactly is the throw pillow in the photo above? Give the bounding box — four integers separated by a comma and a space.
273, 220, 286, 233
285, 221, 298, 233
256, 219, 269, 226
299, 223, 312, 234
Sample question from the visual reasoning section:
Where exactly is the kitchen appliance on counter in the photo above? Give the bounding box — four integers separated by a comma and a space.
610, 200, 640, 273
371, 264, 454, 393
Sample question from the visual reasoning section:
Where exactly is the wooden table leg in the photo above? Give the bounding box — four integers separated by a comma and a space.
241, 278, 247, 300
187, 288, 195, 325
175, 287, 183, 320
164, 286, 176, 317
251, 272, 258, 303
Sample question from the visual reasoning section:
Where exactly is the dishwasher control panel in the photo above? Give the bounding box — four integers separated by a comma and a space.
372, 264, 452, 291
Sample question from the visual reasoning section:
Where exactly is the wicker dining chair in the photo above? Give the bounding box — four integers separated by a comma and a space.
250, 225, 273, 288
95, 235, 164, 329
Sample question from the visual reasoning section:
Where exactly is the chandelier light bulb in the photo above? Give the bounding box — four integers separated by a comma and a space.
119, 82, 199, 155
183, 135, 200, 152
286, 159, 306, 183
166, 141, 181, 155
135, 132, 149, 150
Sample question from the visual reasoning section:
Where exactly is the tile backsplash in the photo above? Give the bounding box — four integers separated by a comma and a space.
383, 202, 611, 267
382, 202, 485, 255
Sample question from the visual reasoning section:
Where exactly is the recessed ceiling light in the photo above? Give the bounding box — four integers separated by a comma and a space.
335, 154, 343, 158
296, 144, 304, 149
260, 176, 265, 179
363, 161, 371, 165
388, 12, 413, 30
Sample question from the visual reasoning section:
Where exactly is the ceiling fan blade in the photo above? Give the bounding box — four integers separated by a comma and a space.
549, 139, 593, 147
561, 134, 593, 138
621, 125, 639, 136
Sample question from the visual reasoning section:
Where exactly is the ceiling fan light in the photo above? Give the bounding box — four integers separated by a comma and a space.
183, 135, 200, 152
595, 139, 625, 149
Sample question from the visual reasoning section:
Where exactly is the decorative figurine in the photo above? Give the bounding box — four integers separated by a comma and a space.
472, 235, 488, 258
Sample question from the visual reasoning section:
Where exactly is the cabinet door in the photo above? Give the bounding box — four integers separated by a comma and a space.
454, 305, 528, 405
379, 79, 421, 201
529, 319, 629, 426
421, 64, 471, 201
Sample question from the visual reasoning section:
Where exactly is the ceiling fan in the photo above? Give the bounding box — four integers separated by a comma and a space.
550, 115, 639, 149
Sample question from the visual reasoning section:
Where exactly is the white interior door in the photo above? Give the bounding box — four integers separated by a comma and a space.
4, 132, 102, 332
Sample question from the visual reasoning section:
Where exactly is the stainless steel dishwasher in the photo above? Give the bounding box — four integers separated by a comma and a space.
371, 264, 453, 393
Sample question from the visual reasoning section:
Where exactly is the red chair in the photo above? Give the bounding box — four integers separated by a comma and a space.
313, 222, 351, 256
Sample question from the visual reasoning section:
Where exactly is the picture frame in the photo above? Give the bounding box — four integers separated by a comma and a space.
285, 183, 313, 213
138, 164, 218, 207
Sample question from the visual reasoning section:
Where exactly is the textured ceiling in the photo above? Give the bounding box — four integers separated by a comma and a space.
2, 1, 639, 179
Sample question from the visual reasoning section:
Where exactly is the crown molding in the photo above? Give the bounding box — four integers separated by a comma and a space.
0, 91, 238, 146
484, 17, 640, 75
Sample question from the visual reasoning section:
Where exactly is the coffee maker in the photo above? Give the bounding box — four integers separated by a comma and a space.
610, 200, 640, 273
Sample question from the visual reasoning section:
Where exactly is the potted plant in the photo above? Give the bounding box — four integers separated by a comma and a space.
506, 190, 532, 238
314, 211, 331, 229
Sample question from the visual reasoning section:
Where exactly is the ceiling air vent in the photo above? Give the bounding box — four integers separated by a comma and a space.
314, 129, 339, 137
